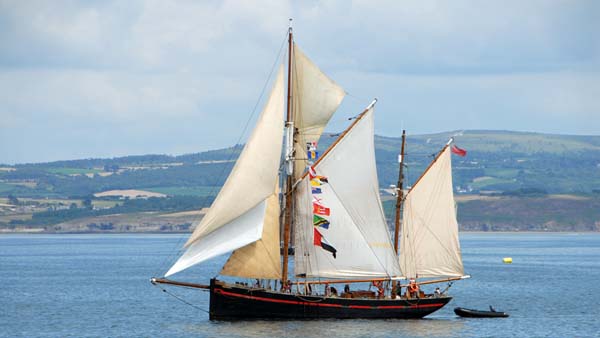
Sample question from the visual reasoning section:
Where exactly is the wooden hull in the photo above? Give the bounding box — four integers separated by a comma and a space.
209, 279, 451, 320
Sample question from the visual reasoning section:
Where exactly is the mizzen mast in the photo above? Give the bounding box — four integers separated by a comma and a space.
392, 130, 406, 290
393, 130, 406, 254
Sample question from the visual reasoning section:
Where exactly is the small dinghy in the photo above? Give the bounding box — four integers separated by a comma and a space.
454, 306, 509, 318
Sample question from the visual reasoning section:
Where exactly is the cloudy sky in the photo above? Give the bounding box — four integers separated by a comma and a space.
1, 0, 598, 164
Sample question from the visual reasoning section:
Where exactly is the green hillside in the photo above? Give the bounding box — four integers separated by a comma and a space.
1, 130, 599, 198
374, 130, 600, 194
1, 130, 599, 232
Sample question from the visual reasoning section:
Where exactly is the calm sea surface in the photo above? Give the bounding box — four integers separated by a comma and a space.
1, 233, 599, 338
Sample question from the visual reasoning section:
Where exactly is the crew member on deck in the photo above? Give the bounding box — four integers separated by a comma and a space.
330, 286, 338, 297
408, 278, 419, 298
372, 281, 384, 298
393, 283, 402, 299
305, 282, 312, 295
282, 280, 292, 293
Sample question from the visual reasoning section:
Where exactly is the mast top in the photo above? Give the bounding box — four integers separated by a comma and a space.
289, 18, 293, 32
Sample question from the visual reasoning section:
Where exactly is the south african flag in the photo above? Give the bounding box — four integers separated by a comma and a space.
313, 215, 330, 229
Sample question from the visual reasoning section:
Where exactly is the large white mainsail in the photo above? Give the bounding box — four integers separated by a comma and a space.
165, 65, 285, 277
294, 108, 403, 279
400, 146, 465, 278
291, 43, 346, 175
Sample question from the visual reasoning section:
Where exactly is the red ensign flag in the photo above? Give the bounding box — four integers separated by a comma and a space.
451, 145, 467, 157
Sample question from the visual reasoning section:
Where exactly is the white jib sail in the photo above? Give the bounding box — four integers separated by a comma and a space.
294, 108, 403, 279
400, 146, 465, 278
165, 65, 285, 277
292, 43, 345, 174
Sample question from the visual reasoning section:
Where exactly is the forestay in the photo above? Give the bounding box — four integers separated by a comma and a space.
400, 146, 465, 278
165, 65, 285, 277
294, 108, 403, 279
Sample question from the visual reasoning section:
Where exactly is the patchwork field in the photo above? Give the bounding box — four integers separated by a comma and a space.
1, 130, 599, 232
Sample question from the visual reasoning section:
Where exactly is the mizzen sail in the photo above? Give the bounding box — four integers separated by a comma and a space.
165, 65, 285, 277
400, 146, 465, 278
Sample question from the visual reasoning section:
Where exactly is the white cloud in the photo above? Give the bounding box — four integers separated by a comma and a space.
332, 69, 600, 136
0, 0, 598, 163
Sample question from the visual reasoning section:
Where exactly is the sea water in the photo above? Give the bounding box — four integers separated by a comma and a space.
1, 233, 599, 338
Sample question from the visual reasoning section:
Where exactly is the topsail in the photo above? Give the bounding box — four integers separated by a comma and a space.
291, 43, 346, 175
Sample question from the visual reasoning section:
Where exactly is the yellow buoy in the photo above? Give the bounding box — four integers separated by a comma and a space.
503, 257, 513, 264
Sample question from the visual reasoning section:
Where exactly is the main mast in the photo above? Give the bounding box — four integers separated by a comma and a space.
281, 24, 294, 286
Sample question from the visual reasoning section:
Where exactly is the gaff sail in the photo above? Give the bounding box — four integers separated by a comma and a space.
294, 108, 403, 279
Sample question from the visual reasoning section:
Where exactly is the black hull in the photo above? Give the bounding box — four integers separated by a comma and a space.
209, 279, 451, 320
454, 307, 509, 318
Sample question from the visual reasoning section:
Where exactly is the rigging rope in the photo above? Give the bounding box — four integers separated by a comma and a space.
152, 282, 209, 313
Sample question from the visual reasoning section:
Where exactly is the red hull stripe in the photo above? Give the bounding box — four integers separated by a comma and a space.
379, 303, 445, 309
214, 288, 444, 310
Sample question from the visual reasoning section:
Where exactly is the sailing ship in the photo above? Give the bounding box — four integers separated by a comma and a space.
151, 26, 469, 320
